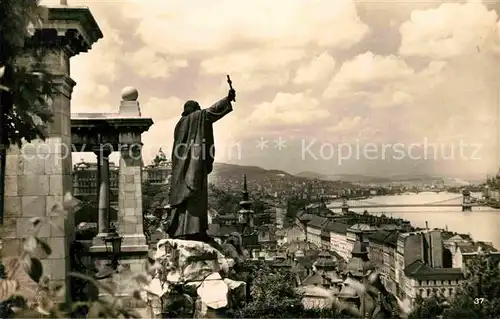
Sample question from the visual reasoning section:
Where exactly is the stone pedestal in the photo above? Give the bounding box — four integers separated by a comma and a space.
1, 5, 102, 293
146, 239, 246, 318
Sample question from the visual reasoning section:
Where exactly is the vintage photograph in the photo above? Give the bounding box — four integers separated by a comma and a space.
1, 0, 500, 318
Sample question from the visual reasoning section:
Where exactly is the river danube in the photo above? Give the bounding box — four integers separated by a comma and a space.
327, 192, 500, 248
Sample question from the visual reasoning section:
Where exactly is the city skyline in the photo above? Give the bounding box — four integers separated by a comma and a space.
42, 0, 500, 177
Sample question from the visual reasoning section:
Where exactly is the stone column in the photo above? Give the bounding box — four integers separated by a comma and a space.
118, 142, 147, 249
93, 149, 111, 244
1, 5, 103, 292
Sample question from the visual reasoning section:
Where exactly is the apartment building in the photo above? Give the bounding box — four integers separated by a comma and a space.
395, 230, 464, 306
367, 230, 399, 293
453, 241, 500, 269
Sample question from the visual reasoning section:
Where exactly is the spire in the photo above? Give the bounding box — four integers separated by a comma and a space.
242, 174, 249, 201
239, 174, 253, 229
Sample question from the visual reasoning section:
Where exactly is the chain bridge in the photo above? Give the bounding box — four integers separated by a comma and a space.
327, 192, 484, 212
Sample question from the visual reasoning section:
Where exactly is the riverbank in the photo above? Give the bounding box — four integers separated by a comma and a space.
327, 192, 500, 248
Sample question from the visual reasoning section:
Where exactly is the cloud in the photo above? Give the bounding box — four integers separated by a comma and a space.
327, 116, 364, 133
248, 92, 328, 128
399, 1, 499, 59
126, 0, 369, 55
70, 18, 124, 113
140, 96, 184, 120
293, 52, 336, 85
123, 48, 188, 79
37, 0, 500, 175
125, 0, 368, 88
201, 48, 305, 91
323, 51, 415, 103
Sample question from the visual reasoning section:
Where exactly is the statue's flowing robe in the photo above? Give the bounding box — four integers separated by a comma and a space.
167, 97, 233, 238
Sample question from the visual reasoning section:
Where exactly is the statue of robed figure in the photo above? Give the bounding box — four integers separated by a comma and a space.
167, 87, 236, 242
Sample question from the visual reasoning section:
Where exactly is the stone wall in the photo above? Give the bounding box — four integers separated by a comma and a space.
2, 72, 76, 288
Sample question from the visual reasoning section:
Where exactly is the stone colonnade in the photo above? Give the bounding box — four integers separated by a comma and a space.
72, 87, 152, 253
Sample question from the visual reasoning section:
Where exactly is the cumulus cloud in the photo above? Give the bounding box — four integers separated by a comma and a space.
399, 1, 499, 59
70, 18, 124, 113
140, 96, 184, 120
37, 0, 500, 175
126, 0, 369, 54
293, 52, 337, 85
124, 48, 188, 79
248, 92, 328, 128
323, 52, 415, 103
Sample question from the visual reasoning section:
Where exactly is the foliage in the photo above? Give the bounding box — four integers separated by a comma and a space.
208, 185, 240, 214
0, 0, 54, 148
409, 253, 500, 319
231, 261, 346, 318
0, 193, 151, 318
285, 198, 309, 227
408, 294, 447, 319
142, 182, 169, 214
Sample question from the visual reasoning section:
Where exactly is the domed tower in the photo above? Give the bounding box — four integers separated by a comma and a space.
343, 231, 370, 279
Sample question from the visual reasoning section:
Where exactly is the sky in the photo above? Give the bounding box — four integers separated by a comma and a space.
41, 0, 500, 178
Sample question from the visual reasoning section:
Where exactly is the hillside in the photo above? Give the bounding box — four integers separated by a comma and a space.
294, 172, 443, 183
212, 163, 296, 181
295, 172, 391, 183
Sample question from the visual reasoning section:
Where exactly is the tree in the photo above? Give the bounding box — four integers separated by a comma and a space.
409, 253, 500, 319
408, 294, 447, 319
0, 0, 55, 223
231, 262, 347, 318
442, 253, 500, 318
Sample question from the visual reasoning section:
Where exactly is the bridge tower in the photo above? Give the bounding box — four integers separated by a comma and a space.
341, 196, 349, 214
462, 189, 472, 212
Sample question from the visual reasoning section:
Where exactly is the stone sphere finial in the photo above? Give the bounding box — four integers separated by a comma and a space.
121, 86, 139, 101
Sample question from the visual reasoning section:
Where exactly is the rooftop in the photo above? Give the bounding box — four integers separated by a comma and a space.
457, 242, 497, 254
404, 260, 464, 281
322, 220, 350, 235
348, 223, 376, 232
367, 230, 399, 247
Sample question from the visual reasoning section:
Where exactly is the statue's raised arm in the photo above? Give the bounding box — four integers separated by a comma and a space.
205, 87, 235, 123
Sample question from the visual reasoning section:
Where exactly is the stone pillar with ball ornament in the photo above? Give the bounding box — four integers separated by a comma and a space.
2, 4, 102, 293
117, 86, 150, 255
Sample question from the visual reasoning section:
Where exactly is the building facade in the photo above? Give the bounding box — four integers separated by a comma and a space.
72, 159, 119, 200
73, 149, 172, 198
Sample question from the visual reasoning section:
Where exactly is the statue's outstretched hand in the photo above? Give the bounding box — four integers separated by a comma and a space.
228, 89, 236, 102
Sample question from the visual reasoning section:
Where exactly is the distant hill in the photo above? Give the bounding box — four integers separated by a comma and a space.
294, 172, 391, 183
211, 163, 357, 189
212, 163, 296, 181
294, 171, 443, 183
295, 171, 324, 179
